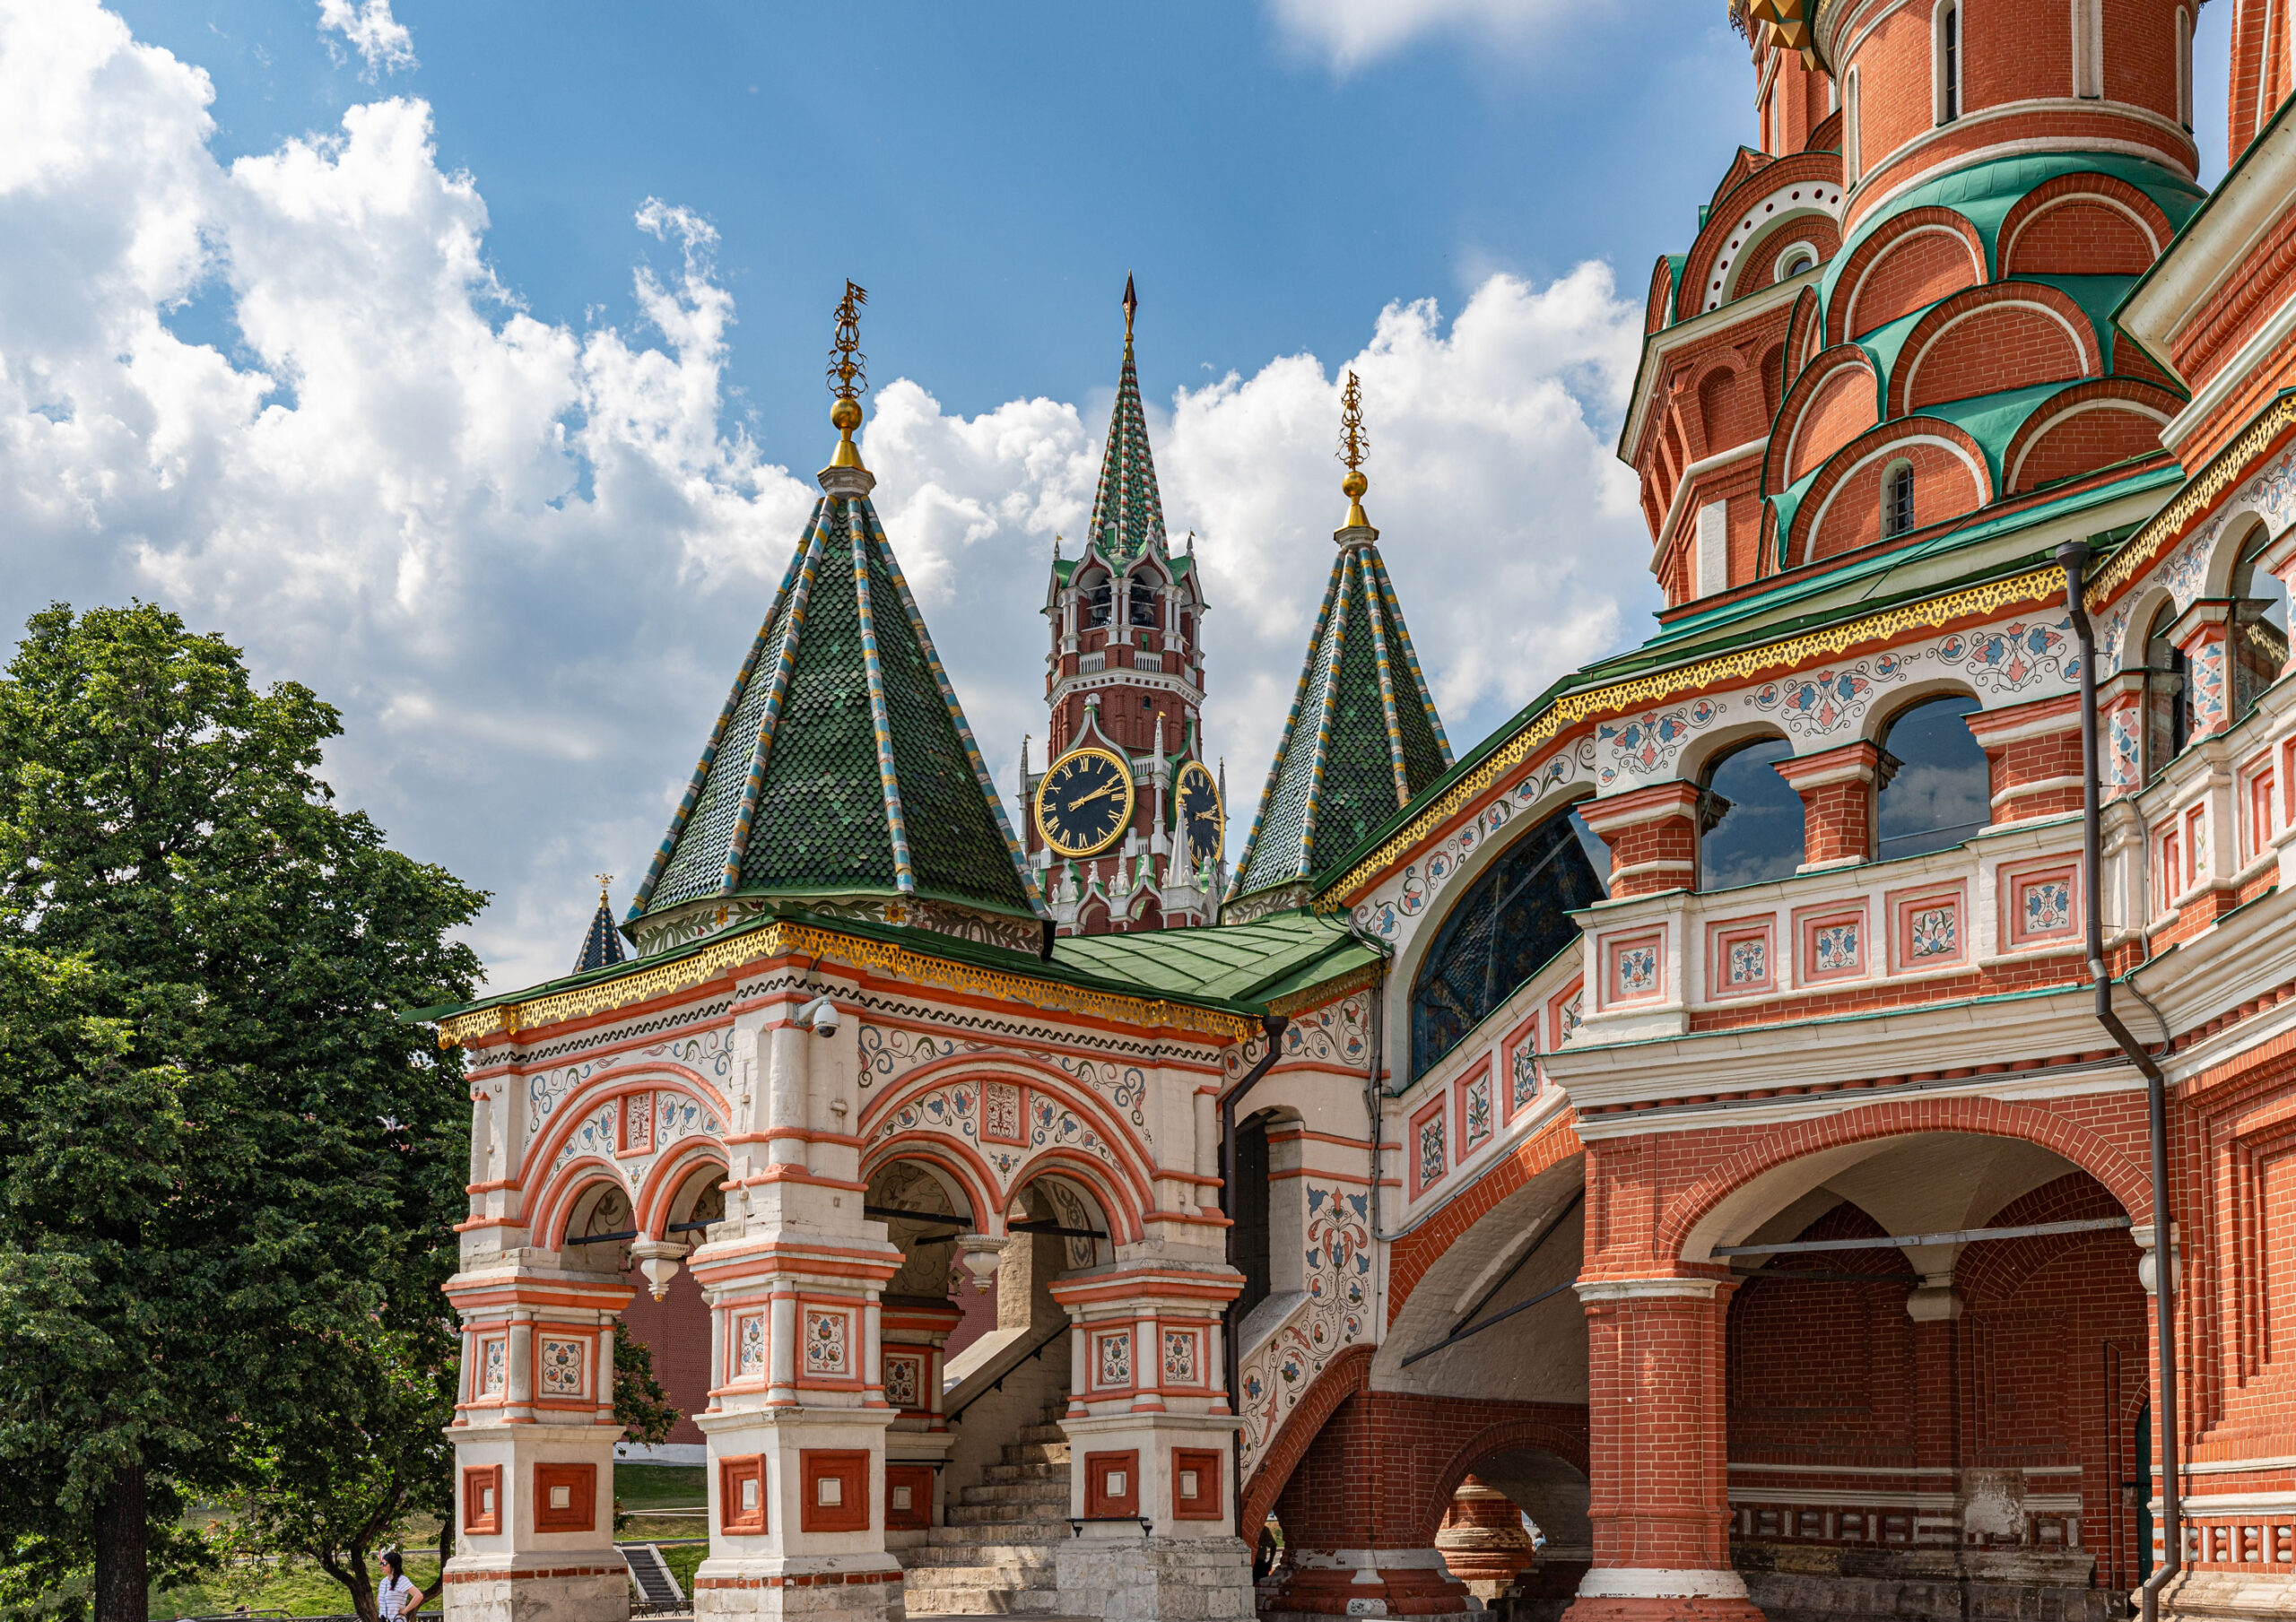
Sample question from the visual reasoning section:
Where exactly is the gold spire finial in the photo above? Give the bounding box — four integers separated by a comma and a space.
1338, 370, 1370, 529
827, 280, 868, 468
595, 872, 613, 904
1122, 273, 1138, 356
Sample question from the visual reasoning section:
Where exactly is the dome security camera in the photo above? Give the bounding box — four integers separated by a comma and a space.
798, 993, 840, 1038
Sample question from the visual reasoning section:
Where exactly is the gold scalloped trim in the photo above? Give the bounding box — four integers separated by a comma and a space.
1318, 563, 2064, 908
2083, 394, 2296, 606
434, 921, 1256, 1048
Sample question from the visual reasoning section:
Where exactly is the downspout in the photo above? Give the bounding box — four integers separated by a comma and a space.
2057, 540, 2181, 1619
1222, 1010, 1290, 1534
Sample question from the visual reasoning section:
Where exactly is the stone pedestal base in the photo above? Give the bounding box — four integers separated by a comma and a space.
440, 1562, 632, 1622
1264, 1548, 1480, 1618
1557, 1568, 1763, 1622
2161, 1569, 2296, 1622
1736, 1546, 2111, 1622
691, 1557, 906, 1621
1053, 1532, 1252, 1621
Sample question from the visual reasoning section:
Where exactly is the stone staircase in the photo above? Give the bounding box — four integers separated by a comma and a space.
901, 1396, 1073, 1615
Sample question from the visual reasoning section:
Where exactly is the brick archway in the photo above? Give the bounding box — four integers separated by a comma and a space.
1242, 1342, 1372, 1531
1654, 1092, 2152, 1266
1412, 1411, 1593, 1547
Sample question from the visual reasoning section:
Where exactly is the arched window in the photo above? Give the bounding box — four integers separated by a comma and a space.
1231, 1113, 1272, 1323
2074, 0, 2103, 99
1883, 460, 1916, 539
2177, 7, 2195, 129
2231, 534, 2291, 718
1877, 695, 1990, 858
1082, 572, 1113, 628
1775, 242, 1819, 282
1844, 67, 1862, 180
1128, 577, 1158, 629
1935, 0, 1961, 123
1700, 738, 1805, 889
2144, 603, 2189, 775
1409, 810, 1607, 1080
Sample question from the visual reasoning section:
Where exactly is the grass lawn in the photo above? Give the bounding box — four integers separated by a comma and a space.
151, 1553, 442, 1618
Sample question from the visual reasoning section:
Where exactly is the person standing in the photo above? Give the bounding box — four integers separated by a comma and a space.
376, 1549, 426, 1620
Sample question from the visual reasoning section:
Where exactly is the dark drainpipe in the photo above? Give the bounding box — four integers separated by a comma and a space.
2057, 540, 2180, 1619
1222, 1011, 1290, 1534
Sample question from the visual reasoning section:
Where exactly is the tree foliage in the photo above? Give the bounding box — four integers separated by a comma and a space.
0, 604, 486, 1621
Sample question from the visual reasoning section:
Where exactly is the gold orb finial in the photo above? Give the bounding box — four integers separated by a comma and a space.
595, 872, 613, 904
827, 280, 868, 468
1337, 371, 1370, 529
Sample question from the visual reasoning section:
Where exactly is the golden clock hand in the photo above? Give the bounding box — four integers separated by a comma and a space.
1066, 781, 1122, 809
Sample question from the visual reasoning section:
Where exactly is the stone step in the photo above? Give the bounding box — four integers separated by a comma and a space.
1015, 1421, 1069, 1444
958, 1478, 1070, 1505
900, 1589, 1068, 1617
998, 1441, 1070, 1465
903, 1551, 1062, 1582
927, 1520, 1074, 1548
980, 1460, 1068, 1485
948, 1505, 1071, 1531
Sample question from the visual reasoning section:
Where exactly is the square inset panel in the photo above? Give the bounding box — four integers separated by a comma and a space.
1605, 932, 1665, 1005
1502, 1011, 1540, 1123
732, 1310, 767, 1382
982, 1080, 1025, 1145
882, 1349, 926, 1412
1084, 1449, 1140, 1519
1705, 917, 1774, 1000
475, 1333, 507, 1399
801, 1305, 853, 1383
885, 1464, 933, 1531
1409, 1096, 1447, 1199
533, 1462, 596, 1534
1456, 1061, 1494, 1158
536, 1335, 587, 1401
2001, 859, 2080, 950
1546, 976, 1584, 1052
460, 1465, 501, 1536
1889, 884, 1965, 972
1091, 1328, 1133, 1390
1161, 1327, 1201, 1388
1172, 1447, 1222, 1521
718, 1454, 766, 1536
800, 1449, 871, 1533
620, 1090, 653, 1154
1795, 906, 1867, 985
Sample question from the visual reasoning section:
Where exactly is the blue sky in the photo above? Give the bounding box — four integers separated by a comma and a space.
0, 1, 2241, 989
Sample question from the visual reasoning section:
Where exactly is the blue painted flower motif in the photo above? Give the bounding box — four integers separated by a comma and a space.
1813, 924, 1860, 973
1909, 905, 1957, 958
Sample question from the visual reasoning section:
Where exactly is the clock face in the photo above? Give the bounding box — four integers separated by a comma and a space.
1035, 746, 1135, 858
1174, 760, 1223, 871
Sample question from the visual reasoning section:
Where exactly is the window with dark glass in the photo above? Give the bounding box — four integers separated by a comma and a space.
1409, 810, 1607, 1080
1941, 4, 1959, 121
1699, 738, 1805, 889
2144, 604, 2188, 774
2231, 537, 2291, 718
1876, 695, 1988, 858
1884, 463, 1916, 539
1231, 1115, 1271, 1323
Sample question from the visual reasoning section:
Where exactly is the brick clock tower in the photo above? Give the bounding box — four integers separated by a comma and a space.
1021, 277, 1225, 934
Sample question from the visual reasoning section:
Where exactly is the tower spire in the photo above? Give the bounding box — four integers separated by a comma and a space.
827, 280, 868, 471
1338, 370, 1372, 533
1086, 274, 1169, 565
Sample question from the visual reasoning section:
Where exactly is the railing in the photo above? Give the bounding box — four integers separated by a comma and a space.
946, 1320, 1069, 1425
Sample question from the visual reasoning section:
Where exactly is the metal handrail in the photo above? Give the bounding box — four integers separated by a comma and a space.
946, 1321, 1070, 1425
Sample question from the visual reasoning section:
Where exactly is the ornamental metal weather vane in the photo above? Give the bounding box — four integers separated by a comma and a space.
595, 872, 613, 902
1338, 370, 1371, 529
1122, 273, 1138, 355
827, 280, 868, 468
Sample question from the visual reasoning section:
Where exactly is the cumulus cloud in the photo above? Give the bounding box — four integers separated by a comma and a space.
1265, 0, 1579, 71
317, 0, 416, 77
0, 0, 1653, 991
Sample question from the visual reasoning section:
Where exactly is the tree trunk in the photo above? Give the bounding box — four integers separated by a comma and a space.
91, 1461, 147, 1622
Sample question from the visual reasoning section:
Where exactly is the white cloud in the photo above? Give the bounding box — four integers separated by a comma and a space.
0, 0, 1654, 992
317, 0, 416, 77
1265, 0, 1579, 71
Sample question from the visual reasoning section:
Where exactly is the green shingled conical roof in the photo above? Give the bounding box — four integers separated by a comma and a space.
1085, 274, 1169, 566
630, 473, 1044, 952
1229, 525, 1451, 915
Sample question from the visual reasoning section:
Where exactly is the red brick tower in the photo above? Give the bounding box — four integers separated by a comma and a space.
1022, 277, 1224, 934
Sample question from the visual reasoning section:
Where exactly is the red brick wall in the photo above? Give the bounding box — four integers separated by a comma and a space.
1789, 367, 1880, 482
1805, 440, 1983, 562
1906, 305, 2089, 411
618, 1258, 712, 1446
1845, 230, 1981, 339
2003, 199, 2158, 276
2012, 404, 2167, 493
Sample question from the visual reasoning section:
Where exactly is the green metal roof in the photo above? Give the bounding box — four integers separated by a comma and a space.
631, 486, 1041, 929
1231, 534, 1452, 903
1086, 325, 1170, 566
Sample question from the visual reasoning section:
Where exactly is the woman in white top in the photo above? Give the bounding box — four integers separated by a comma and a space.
376, 1548, 427, 1619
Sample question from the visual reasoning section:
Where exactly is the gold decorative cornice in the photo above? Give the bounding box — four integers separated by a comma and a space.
1265, 959, 1385, 1020
435, 922, 1256, 1049
2083, 394, 2296, 608
1319, 564, 2063, 907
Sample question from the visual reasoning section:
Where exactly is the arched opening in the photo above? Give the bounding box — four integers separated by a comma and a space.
2143, 601, 2189, 776
1435, 1453, 1592, 1611
1935, 0, 1961, 123
1231, 1112, 1274, 1325
1876, 693, 1990, 859
1408, 810, 1608, 1081
1883, 458, 1916, 539
1080, 568, 1113, 629
614, 1158, 726, 1465
1700, 739, 1804, 889
2230, 531, 2291, 719
1127, 576, 1158, 629
1707, 1132, 2149, 1609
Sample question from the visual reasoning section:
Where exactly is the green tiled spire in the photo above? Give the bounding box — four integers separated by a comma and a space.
1229, 469, 1451, 913
630, 476, 1043, 949
1085, 274, 1169, 565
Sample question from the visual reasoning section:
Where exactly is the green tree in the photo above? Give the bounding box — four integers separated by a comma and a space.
0, 603, 485, 1622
